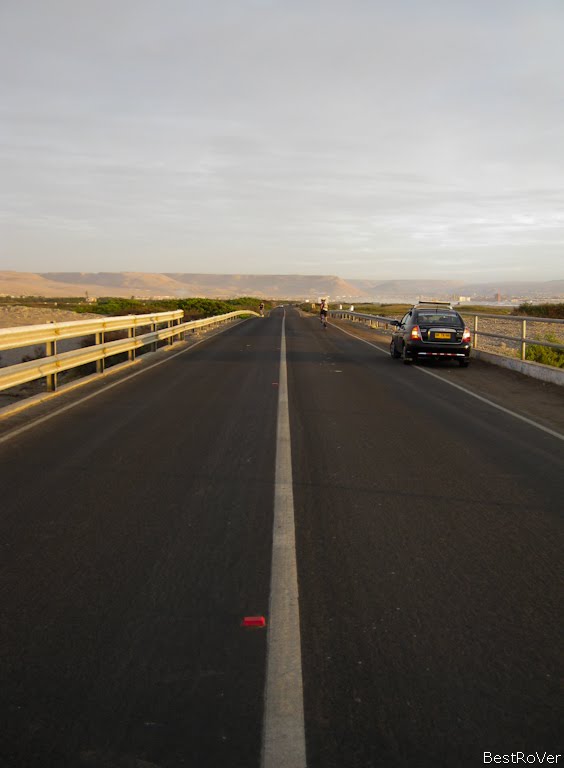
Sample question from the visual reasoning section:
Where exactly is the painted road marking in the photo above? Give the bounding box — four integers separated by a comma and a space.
331, 321, 564, 443
262, 311, 307, 768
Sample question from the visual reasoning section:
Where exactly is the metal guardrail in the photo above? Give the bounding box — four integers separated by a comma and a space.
0, 309, 183, 350
458, 312, 564, 360
0, 309, 257, 395
329, 310, 564, 362
330, 311, 394, 330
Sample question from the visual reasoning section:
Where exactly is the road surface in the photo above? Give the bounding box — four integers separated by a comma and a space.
1, 307, 562, 767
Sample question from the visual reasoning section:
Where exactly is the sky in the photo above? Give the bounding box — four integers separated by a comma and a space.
1, 0, 563, 282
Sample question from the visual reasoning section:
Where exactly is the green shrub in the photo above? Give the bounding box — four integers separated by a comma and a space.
525, 334, 564, 368
70, 296, 273, 318
516, 303, 564, 319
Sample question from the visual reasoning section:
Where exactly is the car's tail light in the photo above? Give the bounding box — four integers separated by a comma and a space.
410, 325, 422, 340
462, 328, 471, 343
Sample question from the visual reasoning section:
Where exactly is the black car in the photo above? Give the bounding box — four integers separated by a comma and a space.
389, 302, 471, 366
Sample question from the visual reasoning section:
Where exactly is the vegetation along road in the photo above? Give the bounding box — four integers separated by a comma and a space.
1, 306, 562, 767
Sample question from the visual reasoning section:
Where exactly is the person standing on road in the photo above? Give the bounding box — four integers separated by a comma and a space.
259, 301, 265, 317
320, 297, 329, 327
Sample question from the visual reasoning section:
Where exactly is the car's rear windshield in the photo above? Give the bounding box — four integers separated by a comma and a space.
415, 311, 463, 326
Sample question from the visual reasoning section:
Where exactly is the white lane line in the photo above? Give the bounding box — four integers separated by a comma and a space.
330, 321, 564, 443
0, 319, 251, 446
415, 365, 564, 442
262, 312, 307, 768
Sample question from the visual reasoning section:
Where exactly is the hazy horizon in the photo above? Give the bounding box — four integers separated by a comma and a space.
1, 0, 563, 282
3, 268, 564, 285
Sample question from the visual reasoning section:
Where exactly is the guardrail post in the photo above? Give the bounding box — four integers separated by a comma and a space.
521, 319, 527, 361
168, 319, 173, 346
128, 327, 135, 361
46, 340, 57, 391
151, 322, 157, 352
96, 332, 105, 373
473, 315, 479, 349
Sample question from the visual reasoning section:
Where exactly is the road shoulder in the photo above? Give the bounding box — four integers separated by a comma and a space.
327, 316, 564, 437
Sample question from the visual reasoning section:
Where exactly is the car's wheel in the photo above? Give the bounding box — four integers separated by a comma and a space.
458, 359, 469, 368
402, 345, 412, 364
390, 340, 401, 359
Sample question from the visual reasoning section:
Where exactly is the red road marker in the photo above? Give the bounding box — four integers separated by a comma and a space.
242, 616, 267, 628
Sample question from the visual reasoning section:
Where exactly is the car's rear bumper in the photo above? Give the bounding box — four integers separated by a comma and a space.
405, 343, 471, 360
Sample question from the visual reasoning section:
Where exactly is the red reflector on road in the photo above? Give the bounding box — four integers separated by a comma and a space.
242, 616, 266, 628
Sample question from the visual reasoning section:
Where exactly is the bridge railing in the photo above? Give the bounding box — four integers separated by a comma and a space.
0, 309, 256, 395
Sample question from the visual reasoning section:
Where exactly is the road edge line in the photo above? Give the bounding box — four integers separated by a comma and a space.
415, 364, 564, 441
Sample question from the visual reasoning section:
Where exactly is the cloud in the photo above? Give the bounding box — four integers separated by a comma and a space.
0, 0, 563, 279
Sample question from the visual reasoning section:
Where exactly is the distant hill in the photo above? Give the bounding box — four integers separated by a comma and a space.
0, 271, 562, 302
0, 271, 370, 300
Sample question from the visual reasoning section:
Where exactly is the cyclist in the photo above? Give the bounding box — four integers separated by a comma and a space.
319, 297, 329, 327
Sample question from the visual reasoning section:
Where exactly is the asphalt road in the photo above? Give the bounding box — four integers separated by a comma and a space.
1, 307, 562, 768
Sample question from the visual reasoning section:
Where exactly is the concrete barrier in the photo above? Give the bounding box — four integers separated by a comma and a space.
472, 349, 564, 386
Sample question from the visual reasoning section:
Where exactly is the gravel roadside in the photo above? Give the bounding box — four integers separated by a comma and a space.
0, 304, 101, 328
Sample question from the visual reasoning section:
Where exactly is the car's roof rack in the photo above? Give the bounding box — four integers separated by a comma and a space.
415, 300, 453, 308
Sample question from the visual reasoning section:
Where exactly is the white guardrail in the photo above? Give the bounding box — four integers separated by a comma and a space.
330, 309, 564, 384
0, 309, 257, 395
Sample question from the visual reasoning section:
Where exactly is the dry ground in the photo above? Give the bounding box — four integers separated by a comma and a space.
0, 304, 100, 328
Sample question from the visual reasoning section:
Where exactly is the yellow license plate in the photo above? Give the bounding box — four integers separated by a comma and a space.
435, 332, 451, 339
